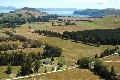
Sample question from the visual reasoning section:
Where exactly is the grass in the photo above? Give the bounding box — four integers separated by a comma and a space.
1, 47, 43, 54
102, 55, 120, 74
37, 68, 100, 80
0, 66, 20, 79
1, 16, 120, 79
15, 27, 114, 62
93, 16, 120, 28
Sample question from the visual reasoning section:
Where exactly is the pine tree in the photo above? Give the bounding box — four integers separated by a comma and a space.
20, 55, 33, 76
94, 54, 99, 58
5, 64, 12, 74
34, 60, 40, 73
110, 66, 117, 76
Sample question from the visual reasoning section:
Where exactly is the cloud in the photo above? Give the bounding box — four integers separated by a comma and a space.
114, 0, 120, 2
76, 0, 120, 3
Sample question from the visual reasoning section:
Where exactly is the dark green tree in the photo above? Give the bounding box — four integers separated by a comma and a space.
5, 64, 12, 74
20, 55, 33, 76
34, 60, 40, 73
77, 57, 91, 68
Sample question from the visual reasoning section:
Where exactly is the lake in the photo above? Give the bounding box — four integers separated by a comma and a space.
0, 10, 90, 18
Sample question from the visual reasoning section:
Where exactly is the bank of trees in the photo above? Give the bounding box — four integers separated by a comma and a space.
35, 28, 120, 46
0, 44, 62, 66
0, 17, 26, 28
0, 44, 18, 51
62, 28, 120, 46
34, 30, 61, 38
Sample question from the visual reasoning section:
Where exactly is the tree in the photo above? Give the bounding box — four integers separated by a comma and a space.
31, 40, 43, 48
20, 55, 33, 76
43, 44, 62, 58
77, 57, 91, 68
51, 67, 55, 71
110, 66, 117, 76
94, 54, 99, 58
51, 57, 55, 61
34, 60, 40, 73
5, 64, 12, 74
96, 42, 100, 47
44, 68, 47, 73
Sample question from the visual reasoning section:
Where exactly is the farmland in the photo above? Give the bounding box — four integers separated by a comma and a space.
0, 8, 120, 79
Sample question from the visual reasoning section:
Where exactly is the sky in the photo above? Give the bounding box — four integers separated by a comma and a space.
0, 0, 120, 9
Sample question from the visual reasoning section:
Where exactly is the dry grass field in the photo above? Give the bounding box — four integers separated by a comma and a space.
0, 66, 20, 79
102, 55, 120, 74
15, 28, 114, 62
36, 68, 100, 80
1, 48, 43, 54
0, 16, 120, 79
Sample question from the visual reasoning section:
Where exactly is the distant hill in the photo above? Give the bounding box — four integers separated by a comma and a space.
73, 8, 120, 17
36, 8, 81, 11
8, 7, 49, 18
0, 6, 80, 11
0, 6, 18, 10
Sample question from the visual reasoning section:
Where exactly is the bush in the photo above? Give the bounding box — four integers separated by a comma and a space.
31, 40, 43, 48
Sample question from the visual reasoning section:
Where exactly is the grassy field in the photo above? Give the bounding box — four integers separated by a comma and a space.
15, 28, 114, 62
1, 47, 43, 54
0, 16, 120, 79
36, 68, 100, 80
102, 55, 120, 74
0, 66, 20, 79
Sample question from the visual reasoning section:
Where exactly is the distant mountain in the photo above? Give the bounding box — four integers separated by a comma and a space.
0, 6, 18, 10
36, 8, 81, 11
73, 8, 120, 17
0, 6, 81, 11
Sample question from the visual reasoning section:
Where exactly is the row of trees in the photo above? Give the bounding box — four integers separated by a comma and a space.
77, 57, 119, 80
27, 14, 59, 23
94, 47, 120, 58
35, 28, 120, 46
62, 28, 120, 46
100, 47, 119, 58
34, 30, 61, 38
0, 44, 18, 51
4, 31, 27, 42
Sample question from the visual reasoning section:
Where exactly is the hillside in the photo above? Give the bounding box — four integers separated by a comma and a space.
73, 8, 120, 17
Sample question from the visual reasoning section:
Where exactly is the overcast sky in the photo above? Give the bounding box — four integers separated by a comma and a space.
0, 0, 120, 9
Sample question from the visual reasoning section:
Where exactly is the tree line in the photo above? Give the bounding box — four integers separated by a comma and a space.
0, 31, 43, 51
35, 28, 120, 46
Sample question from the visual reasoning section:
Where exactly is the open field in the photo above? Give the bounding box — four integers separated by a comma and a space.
15, 28, 114, 62
0, 66, 20, 79
0, 33, 9, 37
1, 47, 43, 54
102, 55, 120, 74
91, 16, 120, 29
37, 68, 100, 80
